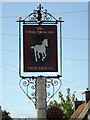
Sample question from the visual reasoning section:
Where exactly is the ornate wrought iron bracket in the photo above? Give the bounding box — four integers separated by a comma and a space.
19, 77, 62, 107
19, 78, 36, 105
46, 78, 62, 103
17, 4, 64, 24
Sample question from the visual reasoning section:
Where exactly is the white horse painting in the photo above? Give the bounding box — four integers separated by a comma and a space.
30, 39, 48, 62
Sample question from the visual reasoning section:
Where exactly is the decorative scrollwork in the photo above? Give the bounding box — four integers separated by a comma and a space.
19, 77, 62, 107
31, 92, 35, 96
24, 4, 57, 23
31, 85, 35, 89
46, 78, 62, 103
29, 14, 37, 21
19, 78, 36, 105
42, 12, 52, 21
46, 83, 51, 88
22, 79, 29, 87
53, 79, 58, 86
47, 92, 51, 97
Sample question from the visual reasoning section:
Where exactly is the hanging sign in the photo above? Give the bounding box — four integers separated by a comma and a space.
23, 25, 58, 72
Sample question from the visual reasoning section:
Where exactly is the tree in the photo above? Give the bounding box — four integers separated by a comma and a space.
1, 110, 13, 120
49, 88, 75, 120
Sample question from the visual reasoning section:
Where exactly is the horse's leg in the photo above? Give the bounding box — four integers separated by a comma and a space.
44, 52, 46, 58
38, 52, 40, 58
34, 50, 37, 62
42, 52, 46, 61
41, 52, 44, 61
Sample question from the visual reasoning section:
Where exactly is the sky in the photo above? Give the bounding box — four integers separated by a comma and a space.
0, 1, 89, 118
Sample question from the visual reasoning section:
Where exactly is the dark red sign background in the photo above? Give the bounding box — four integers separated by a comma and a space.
23, 25, 58, 72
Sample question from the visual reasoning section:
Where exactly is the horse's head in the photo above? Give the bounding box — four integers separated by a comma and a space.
42, 39, 48, 47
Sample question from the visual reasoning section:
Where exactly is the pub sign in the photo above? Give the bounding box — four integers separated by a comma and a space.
23, 25, 58, 72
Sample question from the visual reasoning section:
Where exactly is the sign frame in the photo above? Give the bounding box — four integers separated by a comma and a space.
17, 6, 64, 78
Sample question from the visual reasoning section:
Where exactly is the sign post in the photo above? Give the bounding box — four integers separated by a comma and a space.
36, 77, 46, 119
17, 4, 64, 119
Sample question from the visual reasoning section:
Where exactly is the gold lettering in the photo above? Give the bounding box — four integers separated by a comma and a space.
37, 27, 43, 30
38, 67, 53, 70
28, 67, 37, 70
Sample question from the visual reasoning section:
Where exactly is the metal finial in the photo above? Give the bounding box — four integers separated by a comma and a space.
45, 9, 47, 13
59, 17, 62, 21
87, 88, 89, 91
33, 9, 36, 14
19, 17, 22, 20
37, 4, 43, 10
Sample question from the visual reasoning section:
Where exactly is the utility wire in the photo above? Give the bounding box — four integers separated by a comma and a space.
0, 49, 18, 53
63, 37, 89, 41
0, 67, 18, 73
0, 61, 18, 69
52, 10, 88, 14
0, 16, 20, 18
63, 83, 87, 90
0, 66, 87, 89
0, 9, 88, 19
62, 79, 87, 88
0, 49, 88, 61
64, 57, 88, 61
0, 15, 26, 19
0, 61, 87, 89
0, 33, 89, 41
0, 33, 18, 36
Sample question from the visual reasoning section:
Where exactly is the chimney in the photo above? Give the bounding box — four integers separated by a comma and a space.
75, 98, 83, 110
85, 88, 90, 104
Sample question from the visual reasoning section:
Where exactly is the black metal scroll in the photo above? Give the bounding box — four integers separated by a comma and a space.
19, 77, 62, 107
17, 4, 64, 24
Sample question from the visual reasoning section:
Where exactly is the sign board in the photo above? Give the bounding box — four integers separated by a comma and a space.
23, 25, 58, 72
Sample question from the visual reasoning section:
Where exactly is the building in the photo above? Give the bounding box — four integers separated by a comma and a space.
70, 88, 90, 120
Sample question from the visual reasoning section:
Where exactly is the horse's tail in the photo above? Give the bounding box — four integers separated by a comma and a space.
30, 46, 34, 49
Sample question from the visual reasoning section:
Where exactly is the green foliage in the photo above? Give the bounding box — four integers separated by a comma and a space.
1, 110, 13, 120
49, 88, 75, 120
